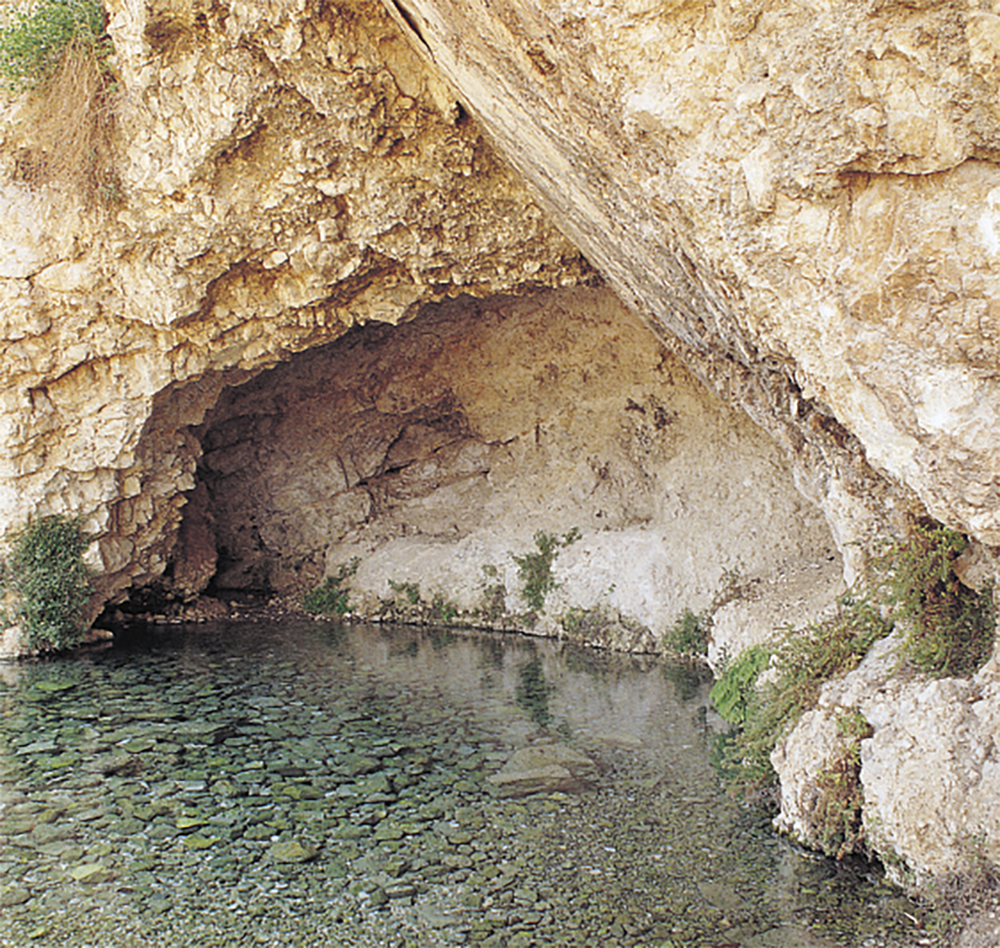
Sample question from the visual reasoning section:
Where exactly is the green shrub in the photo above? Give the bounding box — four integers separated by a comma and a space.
714, 521, 995, 804
511, 527, 580, 615
812, 710, 875, 859
430, 593, 458, 622
3, 515, 92, 650
664, 607, 711, 655
302, 558, 359, 616
717, 594, 887, 796
0, 0, 107, 91
1, 0, 119, 206
872, 524, 995, 678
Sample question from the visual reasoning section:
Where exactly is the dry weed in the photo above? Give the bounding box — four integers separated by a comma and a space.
15, 38, 118, 206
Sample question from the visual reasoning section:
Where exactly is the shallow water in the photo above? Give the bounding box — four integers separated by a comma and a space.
0, 621, 926, 947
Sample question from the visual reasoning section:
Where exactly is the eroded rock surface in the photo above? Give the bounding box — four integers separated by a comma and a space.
180, 286, 835, 641
383, 0, 1000, 558
0, 0, 587, 608
0, 0, 999, 901
773, 636, 1000, 885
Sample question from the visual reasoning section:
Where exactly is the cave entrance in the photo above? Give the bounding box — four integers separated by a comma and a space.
138, 284, 839, 640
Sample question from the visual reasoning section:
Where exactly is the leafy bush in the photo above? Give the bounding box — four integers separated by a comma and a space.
388, 580, 421, 607
714, 522, 995, 805
511, 527, 580, 615
717, 594, 887, 796
302, 558, 359, 616
430, 593, 458, 622
0, 0, 107, 91
3, 515, 92, 650
709, 644, 770, 725
478, 564, 507, 621
872, 524, 995, 678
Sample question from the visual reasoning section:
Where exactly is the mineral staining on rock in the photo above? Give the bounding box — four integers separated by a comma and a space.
0, 0, 999, 911
178, 286, 836, 641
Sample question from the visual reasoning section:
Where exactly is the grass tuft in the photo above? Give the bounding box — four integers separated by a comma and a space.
2, 0, 119, 206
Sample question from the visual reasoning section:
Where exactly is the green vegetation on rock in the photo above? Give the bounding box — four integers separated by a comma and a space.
511, 527, 580, 616
0, 0, 107, 90
663, 607, 712, 655
813, 710, 873, 860
478, 564, 507, 621
709, 645, 770, 726
2, 514, 92, 650
302, 558, 360, 616
714, 592, 887, 801
871, 523, 995, 678
714, 522, 995, 838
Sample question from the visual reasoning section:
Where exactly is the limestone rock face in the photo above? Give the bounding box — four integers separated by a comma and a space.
0, 0, 587, 605
773, 637, 1000, 885
383, 0, 1000, 557
185, 286, 835, 639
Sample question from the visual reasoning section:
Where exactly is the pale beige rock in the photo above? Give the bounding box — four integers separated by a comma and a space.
187, 287, 837, 642
488, 742, 601, 796
774, 635, 1000, 886
708, 558, 845, 671
0, 0, 998, 893
384, 0, 1000, 552
0, 0, 588, 611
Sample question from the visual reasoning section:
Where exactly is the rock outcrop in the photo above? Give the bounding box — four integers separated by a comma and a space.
1, 0, 999, 900
773, 635, 1000, 887
382, 0, 1000, 568
0, 0, 588, 608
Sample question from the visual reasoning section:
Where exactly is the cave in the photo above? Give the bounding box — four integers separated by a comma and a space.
130, 284, 843, 646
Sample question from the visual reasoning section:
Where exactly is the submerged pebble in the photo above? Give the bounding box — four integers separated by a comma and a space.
0, 620, 928, 947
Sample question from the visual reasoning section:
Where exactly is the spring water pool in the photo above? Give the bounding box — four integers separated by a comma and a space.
0, 620, 927, 947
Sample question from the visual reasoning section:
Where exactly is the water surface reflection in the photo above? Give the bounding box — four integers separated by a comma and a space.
0, 621, 921, 947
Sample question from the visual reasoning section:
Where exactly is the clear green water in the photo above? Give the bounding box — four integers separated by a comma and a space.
0, 620, 925, 947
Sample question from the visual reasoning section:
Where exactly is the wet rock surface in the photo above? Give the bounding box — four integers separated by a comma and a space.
0, 621, 930, 947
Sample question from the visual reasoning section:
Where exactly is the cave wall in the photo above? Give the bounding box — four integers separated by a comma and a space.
380, 0, 1000, 565
178, 286, 839, 639
0, 0, 588, 608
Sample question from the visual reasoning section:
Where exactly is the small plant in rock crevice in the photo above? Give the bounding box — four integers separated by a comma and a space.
663, 568, 750, 656
302, 558, 359, 616
871, 523, 995, 678
430, 593, 459, 623
559, 602, 651, 650
510, 527, 580, 617
664, 607, 711, 655
813, 710, 874, 860
478, 564, 507, 622
2, 514, 92, 650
